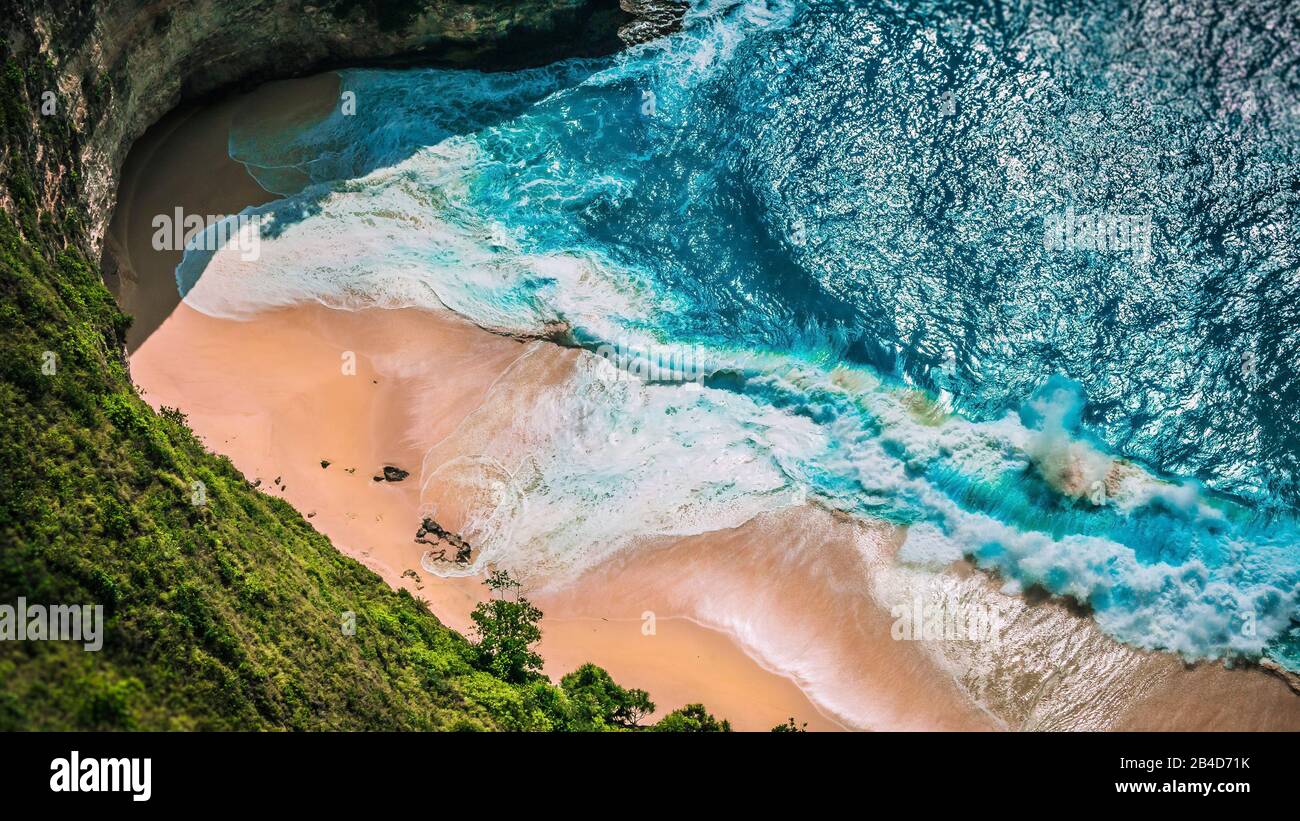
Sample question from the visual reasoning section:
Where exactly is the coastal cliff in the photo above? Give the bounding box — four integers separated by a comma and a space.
2, 0, 647, 254
0, 0, 698, 730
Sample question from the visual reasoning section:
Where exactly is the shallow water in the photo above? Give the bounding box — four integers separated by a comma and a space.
178, 0, 1300, 671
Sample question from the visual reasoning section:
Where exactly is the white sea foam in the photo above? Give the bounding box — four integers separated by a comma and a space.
415, 346, 811, 581
182, 139, 661, 343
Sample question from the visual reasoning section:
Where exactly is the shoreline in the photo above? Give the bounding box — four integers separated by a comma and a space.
116, 68, 1300, 732
112, 69, 856, 730
131, 300, 850, 730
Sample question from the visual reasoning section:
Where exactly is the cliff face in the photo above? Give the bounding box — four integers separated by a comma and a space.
0, 0, 694, 731
3, 0, 640, 254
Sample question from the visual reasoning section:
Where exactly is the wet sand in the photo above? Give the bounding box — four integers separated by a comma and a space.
536, 507, 992, 730
116, 69, 1300, 732
105, 72, 340, 352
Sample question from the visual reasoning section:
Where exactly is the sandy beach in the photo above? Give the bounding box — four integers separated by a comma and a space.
117, 69, 1300, 732
131, 300, 849, 730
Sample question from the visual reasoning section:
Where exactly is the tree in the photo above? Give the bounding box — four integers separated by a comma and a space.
469, 570, 544, 684
771, 717, 807, 732
560, 663, 655, 730
653, 703, 731, 732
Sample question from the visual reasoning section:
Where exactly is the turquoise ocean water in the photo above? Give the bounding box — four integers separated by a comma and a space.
179, 0, 1300, 671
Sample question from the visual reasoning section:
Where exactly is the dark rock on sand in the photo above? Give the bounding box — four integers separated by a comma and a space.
415, 517, 473, 564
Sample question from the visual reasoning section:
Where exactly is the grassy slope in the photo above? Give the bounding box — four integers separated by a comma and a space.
0, 40, 666, 731
0, 203, 591, 729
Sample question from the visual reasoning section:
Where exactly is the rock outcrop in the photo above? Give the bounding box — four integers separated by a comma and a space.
415, 516, 472, 564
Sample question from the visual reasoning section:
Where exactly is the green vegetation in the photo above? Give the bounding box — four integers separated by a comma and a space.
653, 703, 732, 733
771, 717, 807, 732
466, 572, 719, 731
470, 570, 545, 684
560, 663, 655, 730
0, 202, 597, 729
0, 39, 729, 732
